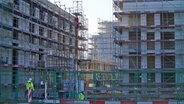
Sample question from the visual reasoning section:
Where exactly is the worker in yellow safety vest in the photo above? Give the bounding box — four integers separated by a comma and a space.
78, 91, 85, 100
26, 78, 35, 91
25, 78, 35, 97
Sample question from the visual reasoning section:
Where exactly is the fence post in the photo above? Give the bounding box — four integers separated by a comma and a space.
112, 72, 115, 100
14, 69, 18, 102
53, 71, 57, 103
92, 71, 96, 102
44, 81, 48, 100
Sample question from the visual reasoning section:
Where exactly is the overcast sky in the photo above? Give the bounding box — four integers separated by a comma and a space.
49, 0, 113, 34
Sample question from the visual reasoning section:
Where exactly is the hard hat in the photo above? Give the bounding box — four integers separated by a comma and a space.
29, 78, 32, 81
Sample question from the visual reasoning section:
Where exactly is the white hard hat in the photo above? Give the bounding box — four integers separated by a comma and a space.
29, 78, 32, 81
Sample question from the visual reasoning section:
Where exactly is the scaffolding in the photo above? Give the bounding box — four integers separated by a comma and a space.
0, 0, 88, 102
88, 19, 117, 71
1, 0, 184, 103
0, 0, 79, 70
113, 0, 184, 101
73, 0, 88, 58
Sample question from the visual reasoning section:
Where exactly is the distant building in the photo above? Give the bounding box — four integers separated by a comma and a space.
89, 20, 115, 64
87, 20, 117, 71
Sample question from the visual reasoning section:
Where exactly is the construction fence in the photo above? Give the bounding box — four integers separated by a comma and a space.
0, 66, 184, 103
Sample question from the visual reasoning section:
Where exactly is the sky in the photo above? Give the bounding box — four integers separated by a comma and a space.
49, 0, 113, 34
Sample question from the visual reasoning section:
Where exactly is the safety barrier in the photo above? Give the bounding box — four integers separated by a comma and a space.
28, 88, 32, 103
58, 100, 184, 104
17, 100, 184, 104
1, 69, 184, 103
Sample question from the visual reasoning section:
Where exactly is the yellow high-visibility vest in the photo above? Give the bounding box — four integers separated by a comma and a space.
26, 80, 35, 91
78, 92, 85, 100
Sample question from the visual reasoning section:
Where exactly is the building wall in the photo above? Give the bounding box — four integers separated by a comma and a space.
89, 21, 115, 64
114, 0, 184, 86
0, 0, 76, 69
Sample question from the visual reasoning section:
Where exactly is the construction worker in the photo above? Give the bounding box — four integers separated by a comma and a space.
78, 91, 85, 100
25, 78, 35, 98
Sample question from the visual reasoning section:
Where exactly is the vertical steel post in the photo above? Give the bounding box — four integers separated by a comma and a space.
14, 69, 18, 103
112, 72, 116, 100
53, 71, 57, 104
147, 72, 151, 101
44, 81, 48, 100
74, 14, 79, 100
93, 71, 96, 102
134, 71, 138, 104
0, 67, 1, 99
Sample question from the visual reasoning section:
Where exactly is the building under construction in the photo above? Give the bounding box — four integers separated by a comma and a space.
87, 19, 117, 71
0, 0, 88, 70
113, 0, 184, 101
0, 0, 88, 102
89, 19, 114, 63
1, 0, 184, 103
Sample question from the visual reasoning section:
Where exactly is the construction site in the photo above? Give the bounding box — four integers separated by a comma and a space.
0, 0, 184, 104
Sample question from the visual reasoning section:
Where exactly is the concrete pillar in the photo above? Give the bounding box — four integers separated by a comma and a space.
154, 14, 160, 25
155, 55, 161, 69
154, 13, 161, 68
141, 14, 146, 26
155, 73, 161, 83
175, 29, 184, 68
174, 13, 184, 25
141, 73, 147, 95
175, 13, 184, 68
122, 30, 129, 69
122, 15, 129, 26
155, 31, 161, 69
123, 74, 129, 84
141, 31, 147, 69
141, 73, 147, 83
155, 72, 161, 96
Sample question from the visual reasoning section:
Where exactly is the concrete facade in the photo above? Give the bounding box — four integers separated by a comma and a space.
0, 0, 78, 70
113, 0, 184, 100
0, 0, 89, 99
89, 20, 115, 64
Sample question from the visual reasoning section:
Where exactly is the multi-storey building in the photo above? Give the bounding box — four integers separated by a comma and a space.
89, 20, 115, 64
0, 0, 88, 93
0, 0, 79, 70
113, 0, 184, 100
86, 20, 118, 71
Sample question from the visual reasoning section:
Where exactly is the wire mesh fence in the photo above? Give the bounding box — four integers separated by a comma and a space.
0, 66, 184, 103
